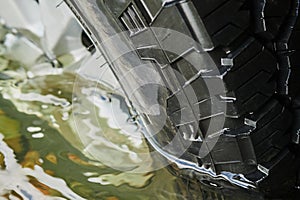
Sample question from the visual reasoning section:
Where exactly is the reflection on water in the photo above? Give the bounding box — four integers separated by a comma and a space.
0, 11, 191, 198
0, 64, 190, 199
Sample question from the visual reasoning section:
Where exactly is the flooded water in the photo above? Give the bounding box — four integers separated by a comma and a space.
0, 70, 192, 199
0, 4, 192, 198
0, 48, 192, 200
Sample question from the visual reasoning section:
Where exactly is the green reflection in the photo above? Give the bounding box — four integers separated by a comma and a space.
0, 75, 187, 200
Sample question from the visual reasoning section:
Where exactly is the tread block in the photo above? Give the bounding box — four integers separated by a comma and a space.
246, 100, 283, 129
250, 110, 289, 146
212, 24, 243, 47
225, 52, 277, 91
167, 91, 191, 114
188, 77, 211, 101
229, 39, 263, 71
237, 93, 270, 114
198, 114, 243, 136
255, 130, 284, 157
257, 147, 281, 163
169, 107, 195, 125
196, 96, 239, 119
235, 71, 275, 103
191, 0, 228, 18
202, 0, 245, 35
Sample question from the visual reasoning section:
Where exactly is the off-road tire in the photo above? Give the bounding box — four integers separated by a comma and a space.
65, 0, 300, 198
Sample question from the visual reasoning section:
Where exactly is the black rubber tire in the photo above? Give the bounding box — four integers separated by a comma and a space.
188, 1, 300, 198
65, 0, 300, 198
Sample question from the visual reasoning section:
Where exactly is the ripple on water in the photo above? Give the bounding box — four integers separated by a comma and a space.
0, 69, 188, 200
0, 3, 189, 198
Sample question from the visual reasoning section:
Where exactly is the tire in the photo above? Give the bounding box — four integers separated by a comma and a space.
65, 0, 300, 198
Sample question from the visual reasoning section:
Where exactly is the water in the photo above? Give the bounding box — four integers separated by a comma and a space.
0, 53, 193, 199
0, 5, 189, 198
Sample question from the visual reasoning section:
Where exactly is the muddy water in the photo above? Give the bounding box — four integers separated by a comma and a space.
0, 63, 192, 200
0, 46, 191, 199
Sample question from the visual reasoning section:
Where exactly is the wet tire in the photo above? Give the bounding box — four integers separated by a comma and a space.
65, 0, 300, 198
188, 0, 300, 197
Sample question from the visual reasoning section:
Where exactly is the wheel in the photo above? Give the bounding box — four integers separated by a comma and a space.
64, 0, 300, 198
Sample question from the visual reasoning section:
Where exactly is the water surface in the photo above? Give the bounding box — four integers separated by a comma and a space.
0, 27, 189, 200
